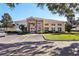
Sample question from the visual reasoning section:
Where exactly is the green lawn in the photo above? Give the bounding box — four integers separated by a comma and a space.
43, 32, 79, 40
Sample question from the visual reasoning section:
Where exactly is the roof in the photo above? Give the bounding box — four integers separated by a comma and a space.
14, 17, 66, 24
14, 19, 27, 26
45, 19, 65, 23
14, 19, 27, 23
27, 16, 66, 23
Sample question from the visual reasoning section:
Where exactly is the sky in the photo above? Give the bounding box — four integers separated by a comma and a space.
0, 3, 75, 21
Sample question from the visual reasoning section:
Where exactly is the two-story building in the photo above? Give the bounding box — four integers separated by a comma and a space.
0, 17, 66, 33
27, 17, 65, 33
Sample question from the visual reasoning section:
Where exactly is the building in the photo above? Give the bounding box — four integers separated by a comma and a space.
71, 25, 79, 31
0, 22, 16, 32
14, 19, 27, 31
0, 17, 66, 33
27, 17, 44, 33
27, 17, 65, 33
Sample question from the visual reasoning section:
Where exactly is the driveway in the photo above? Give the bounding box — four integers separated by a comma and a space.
0, 34, 45, 44
0, 34, 79, 55
23, 34, 45, 42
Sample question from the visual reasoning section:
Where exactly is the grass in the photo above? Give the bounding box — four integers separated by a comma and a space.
43, 32, 79, 40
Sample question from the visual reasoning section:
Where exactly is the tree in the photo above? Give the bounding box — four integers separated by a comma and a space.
5, 3, 18, 8
1, 13, 14, 31
19, 24, 27, 33
65, 22, 72, 32
37, 3, 79, 32
3, 3, 79, 32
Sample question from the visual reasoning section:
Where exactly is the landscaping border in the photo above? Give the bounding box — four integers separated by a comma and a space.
42, 34, 79, 41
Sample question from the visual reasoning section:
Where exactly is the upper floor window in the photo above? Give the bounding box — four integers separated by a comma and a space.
58, 24, 62, 26
45, 23, 49, 26
52, 24, 55, 26
30, 23, 35, 26
37, 22, 41, 24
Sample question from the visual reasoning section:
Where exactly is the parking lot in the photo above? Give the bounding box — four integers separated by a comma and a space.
0, 34, 79, 55
0, 34, 45, 43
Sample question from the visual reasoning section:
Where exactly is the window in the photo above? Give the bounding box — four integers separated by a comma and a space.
38, 30, 41, 32
37, 22, 40, 24
45, 23, 49, 26
30, 23, 35, 26
52, 24, 55, 26
37, 27, 42, 31
37, 23, 42, 27
58, 24, 62, 26
52, 27, 55, 32
17, 24, 19, 25
32, 23, 35, 26
45, 27, 49, 31
58, 27, 62, 32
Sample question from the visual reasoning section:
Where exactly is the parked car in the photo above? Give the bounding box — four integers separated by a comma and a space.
0, 28, 6, 37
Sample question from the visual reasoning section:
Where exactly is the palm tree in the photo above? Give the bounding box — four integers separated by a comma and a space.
19, 24, 25, 32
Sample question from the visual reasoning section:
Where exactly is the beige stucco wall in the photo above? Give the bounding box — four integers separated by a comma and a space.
27, 17, 66, 33
5, 27, 16, 31
44, 19, 65, 32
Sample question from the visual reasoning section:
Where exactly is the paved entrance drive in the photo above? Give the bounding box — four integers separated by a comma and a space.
0, 34, 79, 56
24, 34, 45, 42
0, 34, 45, 43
